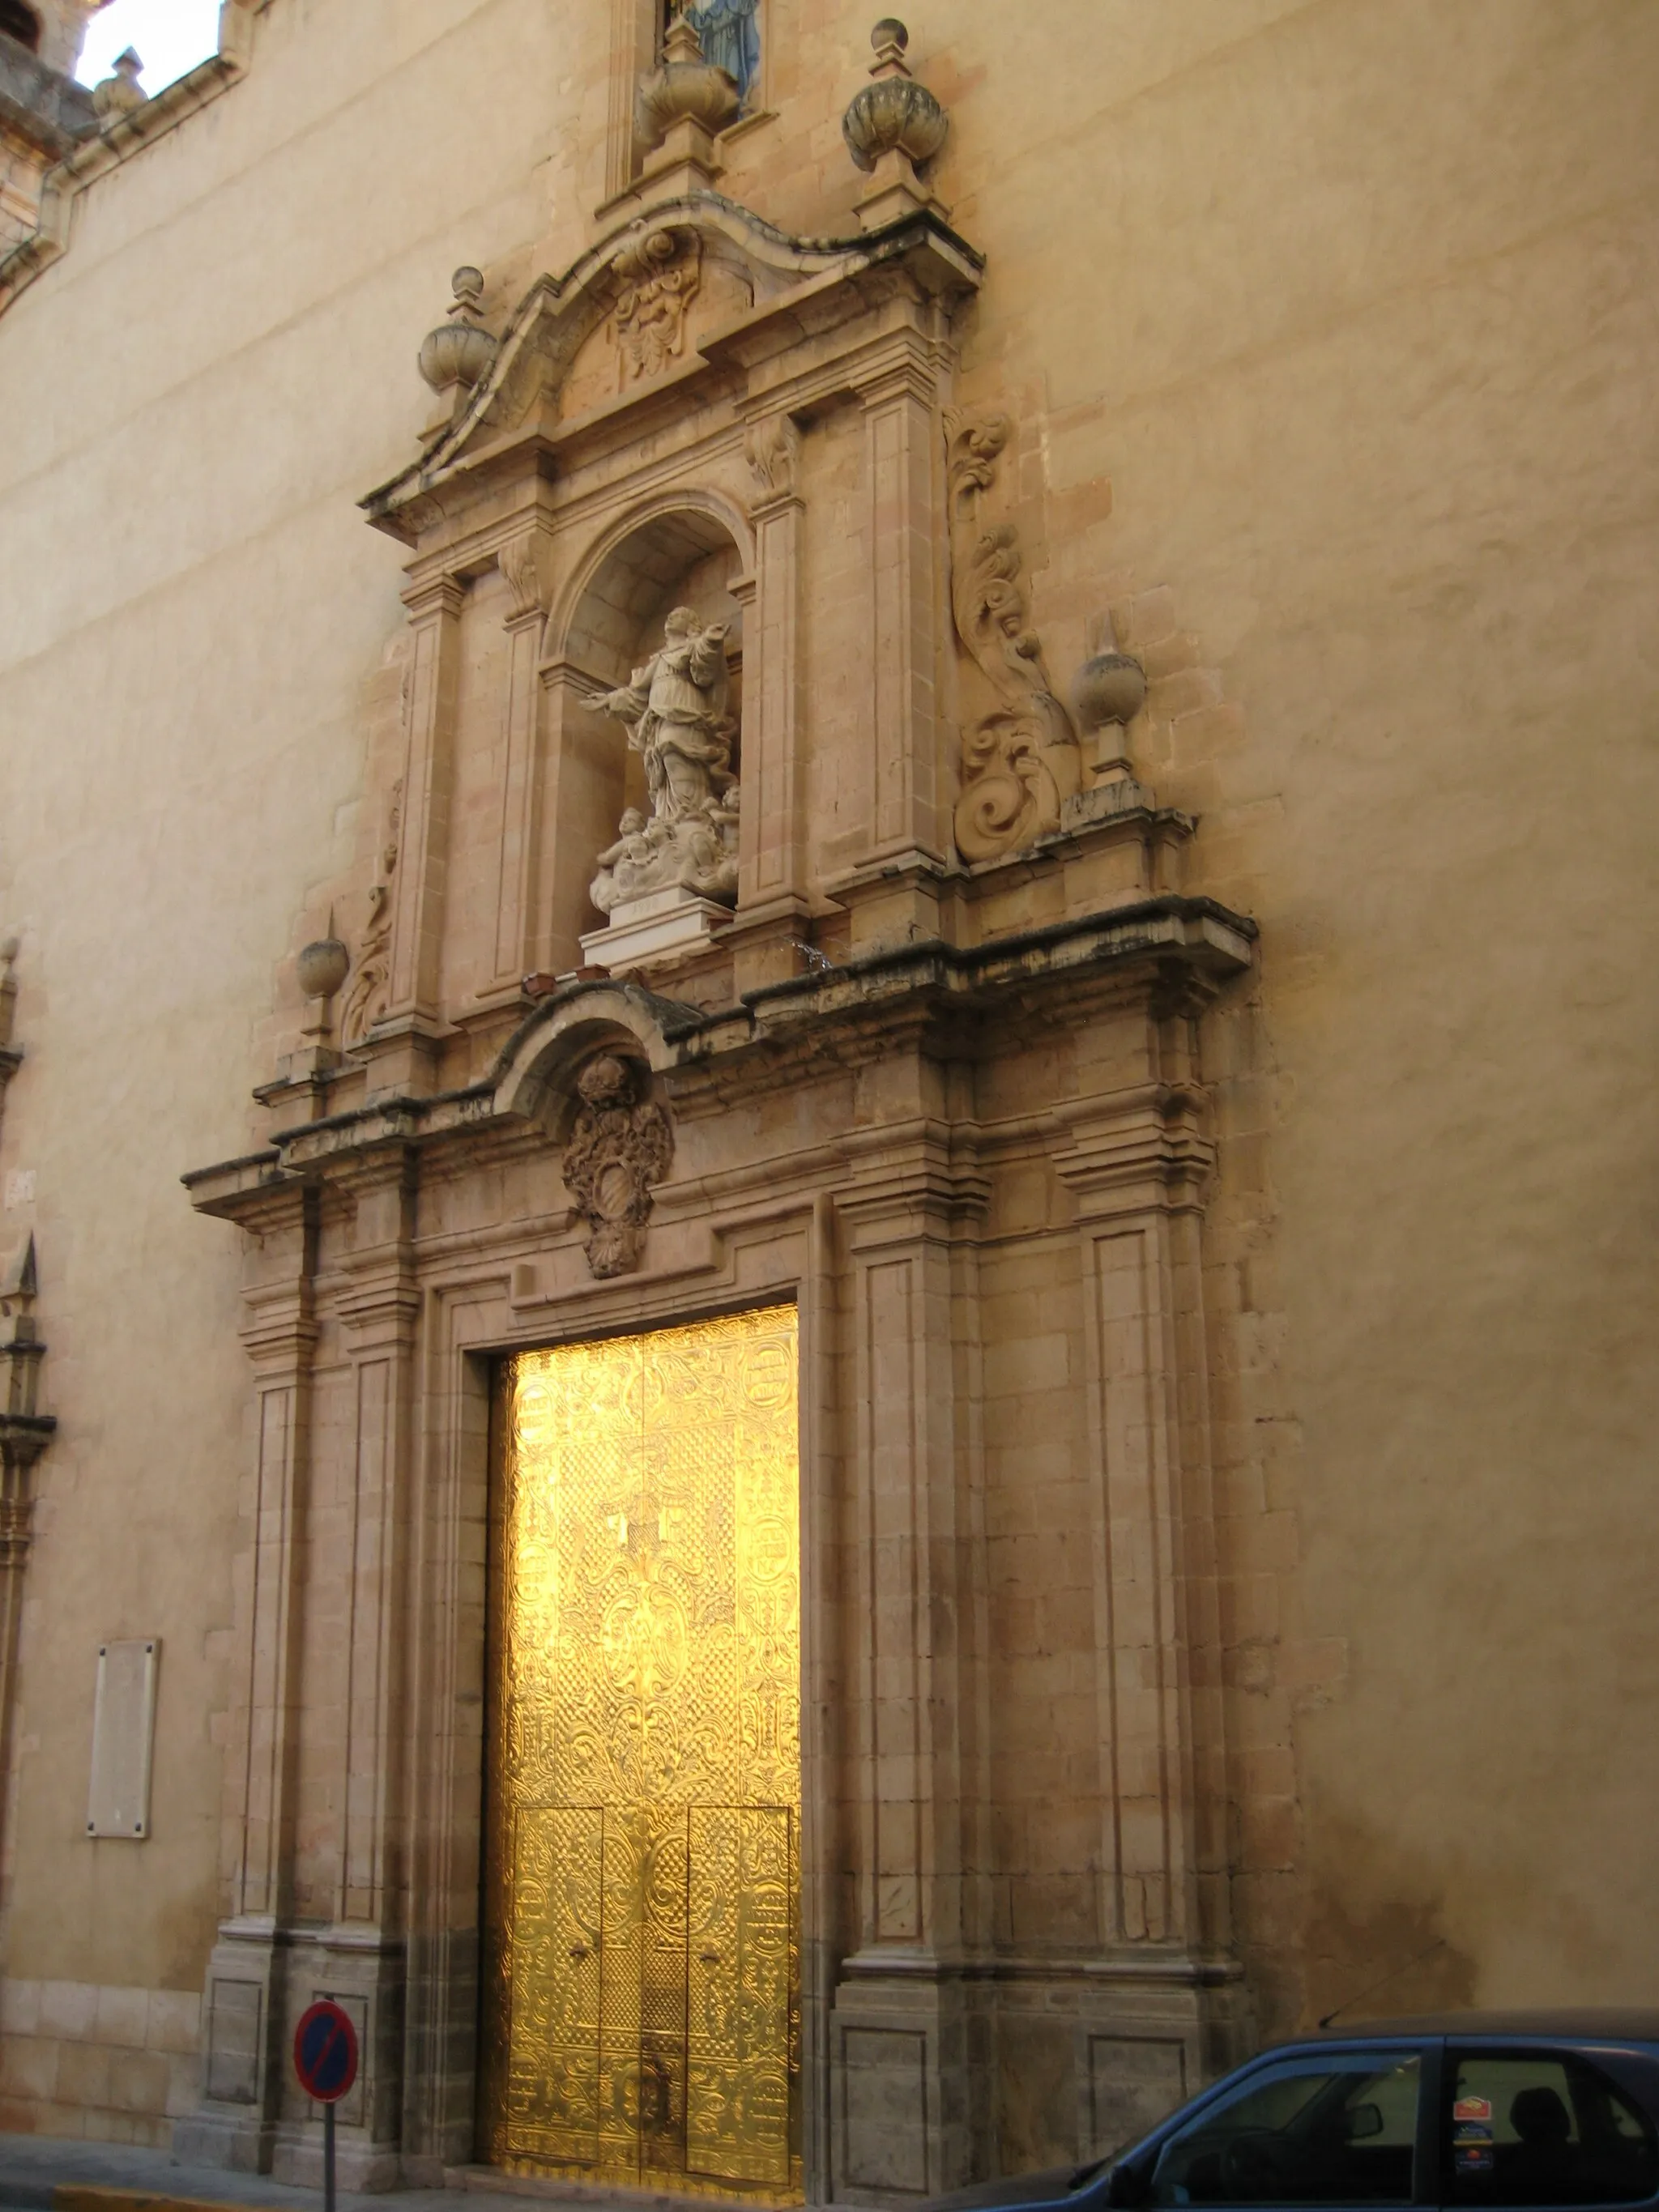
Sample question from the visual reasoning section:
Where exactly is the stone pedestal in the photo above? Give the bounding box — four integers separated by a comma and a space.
579, 887, 731, 974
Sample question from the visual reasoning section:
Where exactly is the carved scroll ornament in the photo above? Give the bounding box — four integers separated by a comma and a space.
563, 1055, 675, 1279
945, 408, 1082, 863
341, 777, 403, 1047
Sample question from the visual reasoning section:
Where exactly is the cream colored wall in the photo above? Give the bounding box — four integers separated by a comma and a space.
0, 0, 1654, 2151
0, 0, 586, 2130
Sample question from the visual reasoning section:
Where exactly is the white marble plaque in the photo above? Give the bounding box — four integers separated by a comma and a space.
86, 1638, 159, 1839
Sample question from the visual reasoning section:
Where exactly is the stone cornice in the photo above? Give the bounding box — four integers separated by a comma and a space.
182, 894, 1253, 1224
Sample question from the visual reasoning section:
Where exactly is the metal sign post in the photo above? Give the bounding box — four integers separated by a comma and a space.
293, 1998, 360, 2212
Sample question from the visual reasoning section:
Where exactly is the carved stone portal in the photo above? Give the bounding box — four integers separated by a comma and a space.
562, 1055, 674, 1278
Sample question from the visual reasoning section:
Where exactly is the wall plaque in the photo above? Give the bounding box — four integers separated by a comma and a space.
86, 1637, 158, 1839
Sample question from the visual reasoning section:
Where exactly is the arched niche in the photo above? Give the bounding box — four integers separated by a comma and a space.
0, 2, 41, 52
544, 497, 753, 973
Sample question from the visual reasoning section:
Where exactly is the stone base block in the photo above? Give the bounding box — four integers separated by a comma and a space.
581, 890, 732, 974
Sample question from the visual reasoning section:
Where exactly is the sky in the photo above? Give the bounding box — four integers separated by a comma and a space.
75, 0, 223, 93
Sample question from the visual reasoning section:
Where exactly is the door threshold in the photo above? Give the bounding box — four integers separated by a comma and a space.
446, 2170, 804, 2212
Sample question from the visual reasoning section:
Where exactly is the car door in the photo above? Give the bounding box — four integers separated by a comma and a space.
1439, 2045, 1659, 2212
1139, 2042, 1435, 2212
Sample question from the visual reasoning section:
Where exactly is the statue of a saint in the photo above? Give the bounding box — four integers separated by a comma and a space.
591, 607, 742, 914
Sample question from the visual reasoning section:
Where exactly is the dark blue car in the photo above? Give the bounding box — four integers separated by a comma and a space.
932, 2014, 1659, 2212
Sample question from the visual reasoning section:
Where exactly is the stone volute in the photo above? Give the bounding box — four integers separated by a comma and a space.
418, 266, 497, 430
842, 19, 948, 230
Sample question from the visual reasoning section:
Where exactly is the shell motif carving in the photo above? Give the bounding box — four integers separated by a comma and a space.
562, 1055, 675, 1280
944, 409, 1081, 864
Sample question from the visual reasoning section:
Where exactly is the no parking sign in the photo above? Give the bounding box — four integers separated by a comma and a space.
294, 2000, 358, 2212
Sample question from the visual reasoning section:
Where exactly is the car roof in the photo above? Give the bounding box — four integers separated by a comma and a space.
1307, 2011, 1659, 2041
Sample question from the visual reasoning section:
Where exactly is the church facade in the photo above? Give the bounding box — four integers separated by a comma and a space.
0, 0, 1655, 2199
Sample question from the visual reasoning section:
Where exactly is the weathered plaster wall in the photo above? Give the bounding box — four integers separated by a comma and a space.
0, 0, 1653, 2156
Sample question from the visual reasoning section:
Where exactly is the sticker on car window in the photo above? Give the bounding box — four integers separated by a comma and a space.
1453, 2097, 1494, 2123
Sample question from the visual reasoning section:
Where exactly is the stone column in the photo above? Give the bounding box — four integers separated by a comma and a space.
178, 1187, 318, 2172
480, 533, 552, 1004
830, 1102, 990, 2203
370, 573, 465, 1093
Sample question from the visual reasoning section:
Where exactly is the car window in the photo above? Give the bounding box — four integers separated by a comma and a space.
1148, 2051, 1422, 2206
1446, 2052, 1659, 2206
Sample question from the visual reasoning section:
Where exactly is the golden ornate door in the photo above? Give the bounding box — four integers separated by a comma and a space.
482, 1307, 802, 2201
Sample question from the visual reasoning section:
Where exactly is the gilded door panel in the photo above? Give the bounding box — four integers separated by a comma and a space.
484, 1306, 801, 2201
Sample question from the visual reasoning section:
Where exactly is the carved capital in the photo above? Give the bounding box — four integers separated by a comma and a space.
561, 1054, 675, 1279
744, 412, 803, 505
497, 531, 550, 625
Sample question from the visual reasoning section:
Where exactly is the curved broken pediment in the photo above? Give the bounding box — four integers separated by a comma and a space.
361, 192, 983, 543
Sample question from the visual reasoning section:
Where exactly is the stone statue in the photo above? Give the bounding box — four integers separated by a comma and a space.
591, 607, 740, 911
684, 0, 761, 107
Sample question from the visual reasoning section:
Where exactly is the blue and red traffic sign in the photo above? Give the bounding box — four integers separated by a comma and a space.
294, 1999, 359, 2105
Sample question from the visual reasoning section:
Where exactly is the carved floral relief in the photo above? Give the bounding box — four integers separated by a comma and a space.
944, 408, 1082, 864
563, 1055, 675, 1278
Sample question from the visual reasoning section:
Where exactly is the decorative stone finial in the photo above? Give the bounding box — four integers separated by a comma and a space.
418, 266, 497, 407
296, 932, 350, 1004
1072, 615, 1149, 790
636, 7, 740, 156
92, 48, 147, 122
843, 19, 947, 228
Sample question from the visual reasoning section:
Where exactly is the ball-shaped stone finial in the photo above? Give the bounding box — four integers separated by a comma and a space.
872, 17, 909, 52
418, 266, 498, 398
1072, 635, 1149, 732
296, 936, 351, 1002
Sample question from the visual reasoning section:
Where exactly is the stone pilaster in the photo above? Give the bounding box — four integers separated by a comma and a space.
830, 1105, 991, 2203
365, 572, 465, 1097
480, 532, 552, 1004
177, 1186, 318, 2173
273, 1151, 419, 2192
728, 412, 812, 992
1048, 989, 1240, 2070
538, 656, 628, 978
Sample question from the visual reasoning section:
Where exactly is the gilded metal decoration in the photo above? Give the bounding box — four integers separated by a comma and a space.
561, 1055, 675, 1279
484, 1308, 802, 2201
